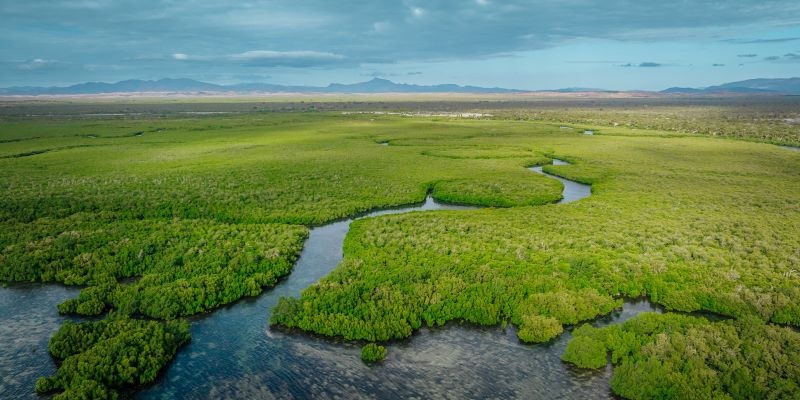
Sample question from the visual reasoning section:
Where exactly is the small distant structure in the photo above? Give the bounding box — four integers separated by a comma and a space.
559, 126, 572, 130
583, 130, 594, 135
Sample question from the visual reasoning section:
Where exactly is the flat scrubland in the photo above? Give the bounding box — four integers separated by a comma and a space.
3, 94, 798, 145
0, 98, 798, 399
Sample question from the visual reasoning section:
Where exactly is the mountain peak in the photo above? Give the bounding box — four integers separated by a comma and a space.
661, 77, 800, 94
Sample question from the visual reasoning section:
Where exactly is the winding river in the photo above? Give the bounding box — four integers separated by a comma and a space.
1, 158, 650, 399
529, 159, 591, 204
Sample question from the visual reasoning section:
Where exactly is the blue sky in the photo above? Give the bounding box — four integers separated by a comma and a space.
1, 0, 799, 90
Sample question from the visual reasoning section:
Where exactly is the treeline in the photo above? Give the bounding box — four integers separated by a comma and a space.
36, 315, 190, 399
562, 312, 800, 399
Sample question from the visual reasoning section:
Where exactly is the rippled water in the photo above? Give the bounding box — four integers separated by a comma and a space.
140, 295, 660, 399
0, 284, 79, 399
138, 170, 601, 400
4, 159, 611, 399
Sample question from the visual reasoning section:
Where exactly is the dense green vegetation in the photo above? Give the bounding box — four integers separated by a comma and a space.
1, 216, 307, 318
272, 118, 798, 346
360, 343, 387, 362
516, 315, 564, 343
1, 102, 798, 398
562, 313, 800, 399
35, 315, 190, 399
433, 173, 562, 207
561, 335, 607, 369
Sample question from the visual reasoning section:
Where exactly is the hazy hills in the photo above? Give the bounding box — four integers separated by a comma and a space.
661, 77, 800, 95
1, 77, 799, 96
0, 77, 521, 95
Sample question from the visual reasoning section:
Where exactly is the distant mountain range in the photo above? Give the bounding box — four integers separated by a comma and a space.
661, 78, 800, 95
1, 77, 799, 96
0, 77, 522, 95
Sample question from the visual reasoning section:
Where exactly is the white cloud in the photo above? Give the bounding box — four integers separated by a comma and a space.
169, 50, 346, 67
16, 59, 61, 70
230, 50, 344, 62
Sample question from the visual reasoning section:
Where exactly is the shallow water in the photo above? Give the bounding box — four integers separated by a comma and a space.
140, 294, 660, 399
528, 159, 592, 203
137, 170, 605, 399
0, 284, 79, 399
5, 158, 612, 399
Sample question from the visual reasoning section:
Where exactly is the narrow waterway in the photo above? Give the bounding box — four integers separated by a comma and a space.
529, 159, 591, 203
137, 159, 602, 399
3, 157, 609, 399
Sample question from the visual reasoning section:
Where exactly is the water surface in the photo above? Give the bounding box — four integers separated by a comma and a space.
139, 171, 608, 399
0, 284, 79, 399
528, 159, 591, 203
4, 157, 610, 399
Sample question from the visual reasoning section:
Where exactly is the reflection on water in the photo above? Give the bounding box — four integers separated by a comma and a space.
138, 193, 651, 400
0, 284, 79, 399
141, 294, 660, 399
528, 159, 592, 203
6, 160, 608, 399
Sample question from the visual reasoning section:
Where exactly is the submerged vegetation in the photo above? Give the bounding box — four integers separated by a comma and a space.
1, 99, 799, 398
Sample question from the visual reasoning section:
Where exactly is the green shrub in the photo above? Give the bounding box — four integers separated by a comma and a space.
361, 343, 387, 363
561, 335, 607, 369
516, 315, 563, 343
563, 313, 800, 399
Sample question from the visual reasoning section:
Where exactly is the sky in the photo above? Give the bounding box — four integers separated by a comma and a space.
1, 0, 800, 90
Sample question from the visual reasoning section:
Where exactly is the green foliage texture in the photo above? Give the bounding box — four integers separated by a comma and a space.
0, 108, 798, 398
562, 313, 800, 399
361, 343, 388, 362
35, 315, 190, 399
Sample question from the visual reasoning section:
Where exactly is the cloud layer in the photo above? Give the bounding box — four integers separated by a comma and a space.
2, 0, 800, 87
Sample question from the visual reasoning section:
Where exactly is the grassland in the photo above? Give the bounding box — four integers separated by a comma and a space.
1, 99, 799, 399
3, 94, 797, 146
